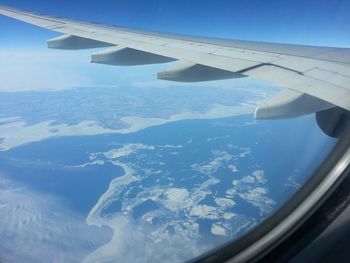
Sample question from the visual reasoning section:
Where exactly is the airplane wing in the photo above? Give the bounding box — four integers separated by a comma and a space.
1, 5, 349, 120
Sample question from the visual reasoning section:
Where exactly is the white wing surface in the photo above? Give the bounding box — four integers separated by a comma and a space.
1, 5, 349, 119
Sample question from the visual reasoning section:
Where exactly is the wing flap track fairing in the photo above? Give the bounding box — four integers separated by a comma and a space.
47, 34, 113, 50
91, 46, 176, 66
157, 62, 245, 82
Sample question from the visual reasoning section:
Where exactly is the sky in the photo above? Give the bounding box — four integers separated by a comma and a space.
0, 0, 349, 46
0, 0, 349, 91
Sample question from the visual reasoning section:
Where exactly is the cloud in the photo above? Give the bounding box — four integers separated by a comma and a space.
0, 176, 111, 263
83, 215, 207, 263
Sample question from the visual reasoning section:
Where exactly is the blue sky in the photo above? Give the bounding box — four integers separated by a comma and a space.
0, 0, 349, 46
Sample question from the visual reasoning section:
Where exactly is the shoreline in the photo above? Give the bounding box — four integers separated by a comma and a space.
0, 103, 255, 151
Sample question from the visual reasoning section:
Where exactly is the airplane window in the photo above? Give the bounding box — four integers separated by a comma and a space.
0, 1, 348, 263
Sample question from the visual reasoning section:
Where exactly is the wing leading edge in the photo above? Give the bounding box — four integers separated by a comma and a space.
1, 5, 350, 120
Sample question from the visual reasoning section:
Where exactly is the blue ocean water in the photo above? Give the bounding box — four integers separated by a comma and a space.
0, 114, 335, 218
0, 109, 339, 263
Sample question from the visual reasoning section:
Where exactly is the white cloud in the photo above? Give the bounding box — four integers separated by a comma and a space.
83, 215, 206, 263
0, 176, 111, 263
